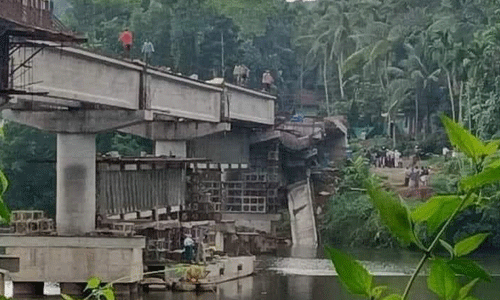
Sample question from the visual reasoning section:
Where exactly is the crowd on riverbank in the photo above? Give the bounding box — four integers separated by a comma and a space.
404, 166, 430, 188
365, 148, 402, 168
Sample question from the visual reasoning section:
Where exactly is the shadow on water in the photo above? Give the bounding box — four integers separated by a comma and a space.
16, 246, 500, 300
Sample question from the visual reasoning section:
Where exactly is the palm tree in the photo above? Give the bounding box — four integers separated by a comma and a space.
296, 0, 357, 115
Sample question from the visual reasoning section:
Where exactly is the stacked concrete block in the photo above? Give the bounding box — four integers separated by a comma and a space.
187, 164, 222, 213
12, 210, 54, 235
111, 222, 135, 237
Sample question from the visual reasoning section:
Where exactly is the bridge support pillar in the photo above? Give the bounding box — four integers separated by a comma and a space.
57, 133, 96, 235
2, 109, 153, 235
154, 140, 186, 157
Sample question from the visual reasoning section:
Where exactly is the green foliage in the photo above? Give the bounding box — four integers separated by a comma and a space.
326, 246, 372, 297
461, 160, 500, 190
62, 277, 115, 300
0, 124, 12, 224
366, 184, 415, 244
441, 115, 498, 163
412, 195, 473, 233
427, 259, 459, 300
327, 118, 497, 300
453, 233, 490, 257
458, 279, 480, 300
173, 264, 209, 284
0, 122, 56, 216
204, 0, 281, 38
447, 258, 491, 282
322, 191, 399, 248
382, 295, 403, 300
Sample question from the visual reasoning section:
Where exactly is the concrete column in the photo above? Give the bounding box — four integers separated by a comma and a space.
56, 134, 96, 235
154, 140, 186, 157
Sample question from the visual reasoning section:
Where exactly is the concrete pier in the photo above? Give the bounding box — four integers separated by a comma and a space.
57, 134, 96, 235
0, 235, 145, 296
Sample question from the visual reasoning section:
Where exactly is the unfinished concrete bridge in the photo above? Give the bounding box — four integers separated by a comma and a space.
0, 5, 278, 296
0, 39, 275, 295
3, 41, 275, 236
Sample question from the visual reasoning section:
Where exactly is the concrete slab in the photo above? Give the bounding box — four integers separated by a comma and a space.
287, 180, 318, 247
0, 256, 20, 272
0, 235, 145, 283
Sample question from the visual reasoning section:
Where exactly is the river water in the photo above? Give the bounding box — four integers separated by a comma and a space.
13, 247, 500, 300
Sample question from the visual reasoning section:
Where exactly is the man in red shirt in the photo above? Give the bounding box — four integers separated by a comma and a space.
119, 28, 133, 59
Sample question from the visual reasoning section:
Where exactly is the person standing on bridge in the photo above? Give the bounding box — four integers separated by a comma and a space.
141, 40, 155, 63
119, 28, 133, 59
262, 70, 274, 92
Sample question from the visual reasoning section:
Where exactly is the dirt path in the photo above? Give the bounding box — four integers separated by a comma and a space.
371, 167, 407, 191
371, 167, 433, 200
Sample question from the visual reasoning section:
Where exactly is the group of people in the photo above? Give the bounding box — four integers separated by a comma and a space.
405, 166, 430, 188
119, 29, 278, 93
367, 148, 402, 168
233, 65, 250, 86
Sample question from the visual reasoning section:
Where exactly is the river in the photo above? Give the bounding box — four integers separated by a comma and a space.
12, 247, 500, 299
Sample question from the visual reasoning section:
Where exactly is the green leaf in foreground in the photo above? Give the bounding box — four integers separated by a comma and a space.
447, 258, 491, 282
0, 170, 8, 195
326, 247, 372, 297
428, 259, 459, 300
412, 195, 472, 233
0, 198, 10, 224
371, 286, 387, 299
458, 278, 479, 300
366, 185, 414, 243
85, 277, 101, 290
439, 239, 455, 258
382, 295, 402, 300
440, 114, 486, 162
454, 233, 490, 257
61, 295, 76, 300
483, 140, 500, 156
461, 161, 500, 190
102, 288, 115, 300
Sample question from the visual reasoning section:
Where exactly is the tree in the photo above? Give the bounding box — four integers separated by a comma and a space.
0, 123, 56, 216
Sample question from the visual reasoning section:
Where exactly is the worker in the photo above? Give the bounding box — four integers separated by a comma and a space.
183, 234, 194, 262
141, 40, 154, 63
262, 70, 274, 92
240, 65, 250, 86
233, 65, 242, 85
119, 28, 133, 59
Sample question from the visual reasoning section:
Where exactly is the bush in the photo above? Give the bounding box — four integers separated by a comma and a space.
321, 192, 399, 248
419, 130, 449, 154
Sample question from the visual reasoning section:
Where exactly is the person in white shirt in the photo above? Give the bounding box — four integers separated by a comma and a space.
394, 150, 401, 168
262, 70, 274, 92
183, 234, 194, 262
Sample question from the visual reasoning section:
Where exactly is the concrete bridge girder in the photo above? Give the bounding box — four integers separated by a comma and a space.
2, 109, 154, 134
10, 43, 275, 125
119, 121, 231, 141
121, 121, 231, 158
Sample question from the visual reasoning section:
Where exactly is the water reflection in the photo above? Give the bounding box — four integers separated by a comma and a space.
287, 246, 314, 300
16, 247, 500, 300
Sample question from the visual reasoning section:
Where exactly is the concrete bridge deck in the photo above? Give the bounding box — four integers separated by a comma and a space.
3, 40, 276, 237
9, 41, 275, 126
